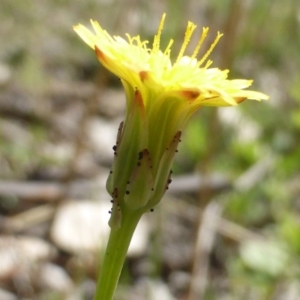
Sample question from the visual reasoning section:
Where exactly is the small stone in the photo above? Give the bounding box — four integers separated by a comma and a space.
0, 236, 56, 279
51, 200, 149, 257
0, 63, 11, 86
37, 263, 74, 293
0, 288, 17, 300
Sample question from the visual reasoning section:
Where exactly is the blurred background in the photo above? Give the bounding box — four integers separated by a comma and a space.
0, 0, 300, 299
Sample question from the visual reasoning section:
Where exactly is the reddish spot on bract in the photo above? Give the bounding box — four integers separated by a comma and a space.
134, 89, 145, 110
181, 90, 200, 101
95, 46, 107, 63
139, 71, 148, 82
235, 97, 247, 104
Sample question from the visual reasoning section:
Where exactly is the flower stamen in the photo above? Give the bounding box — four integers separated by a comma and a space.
152, 13, 166, 54
191, 27, 209, 60
164, 39, 174, 56
176, 21, 197, 64
197, 32, 223, 67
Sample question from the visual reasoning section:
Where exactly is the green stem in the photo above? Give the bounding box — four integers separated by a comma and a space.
93, 209, 143, 300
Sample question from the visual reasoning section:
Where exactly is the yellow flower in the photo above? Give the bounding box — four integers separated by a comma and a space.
74, 14, 269, 227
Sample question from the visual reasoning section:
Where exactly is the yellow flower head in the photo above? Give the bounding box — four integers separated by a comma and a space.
74, 13, 268, 105
74, 14, 269, 227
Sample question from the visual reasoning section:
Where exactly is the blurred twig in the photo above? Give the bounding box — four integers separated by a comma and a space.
165, 195, 262, 243
187, 202, 222, 299
0, 181, 64, 201
1, 204, 55, 233
0, 171, 229, 202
